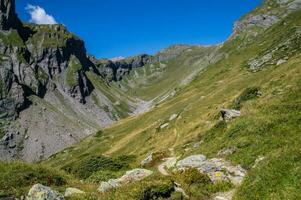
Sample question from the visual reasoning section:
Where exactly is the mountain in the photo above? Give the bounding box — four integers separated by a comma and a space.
0, 0, 219, 162
1, 0, 301, 199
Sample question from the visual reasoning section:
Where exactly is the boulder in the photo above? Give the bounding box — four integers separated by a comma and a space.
119, 168, 153, 183
26, 184, 64, 200
220, 109, 241, 121
176, 155, 246, 185
176, 155, 207, 170
98, 169, 153, 192
64, 187, 85, 197
140, 153, 153, 167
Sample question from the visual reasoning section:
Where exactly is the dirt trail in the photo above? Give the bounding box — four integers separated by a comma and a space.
157, 148, 177, 176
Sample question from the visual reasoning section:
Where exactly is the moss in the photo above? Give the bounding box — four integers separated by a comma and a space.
65, 55, 82, 88
0, 30, 24, 47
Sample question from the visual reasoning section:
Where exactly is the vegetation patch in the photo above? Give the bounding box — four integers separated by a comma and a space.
231, 87, 261, 110
65, 55, 82, 88
0, 161, 68, 197
63, 155, 136, 179
173, 168, 232, 199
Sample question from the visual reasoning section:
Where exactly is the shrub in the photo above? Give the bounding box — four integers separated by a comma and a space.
232, 87, 261, 110
139, 181, 174, 200
0, 161, 68, 197
86, 170, 118, 183
64, 155, 136, 179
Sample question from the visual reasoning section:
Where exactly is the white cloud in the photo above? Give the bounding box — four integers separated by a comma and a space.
26, 4, 57, 25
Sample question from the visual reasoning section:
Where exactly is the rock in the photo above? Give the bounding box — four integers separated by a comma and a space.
141, 153, 153, 167
176, 155, 246, 185
248, 53, 273, 71
26, 184, 64, 200
64, 188, 84, 197
176, 155, 207, 170
217, 147, 237, 157
220, 109, 241, 121
160, 123, 169, 129
169, 114, 178, 121
276, 59, 287, 66
98, 168, 153, 192
253, 156, 266, 168
234, 14, 279, 33
119, 168, 153, 183
0, 0, 21, 30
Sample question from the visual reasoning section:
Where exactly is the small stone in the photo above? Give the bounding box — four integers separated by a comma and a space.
276, 59, 287, 66
160, 123, 169, 129
169, 114, 178, 121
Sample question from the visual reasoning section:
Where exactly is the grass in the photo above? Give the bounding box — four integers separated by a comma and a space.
62, 154, 136, 180
65, 55, 82, 88
0, 161, 69, 197
0, 30, 24, 47
26, 24, 77, 49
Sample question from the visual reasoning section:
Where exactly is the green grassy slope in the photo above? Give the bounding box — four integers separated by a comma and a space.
41, 8, 301, 200
114, 45, 220, 102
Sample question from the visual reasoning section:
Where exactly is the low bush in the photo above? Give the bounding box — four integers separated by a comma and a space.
0, 161, 68, 197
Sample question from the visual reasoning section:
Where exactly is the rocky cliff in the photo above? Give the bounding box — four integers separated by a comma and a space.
0, 0, 134, 161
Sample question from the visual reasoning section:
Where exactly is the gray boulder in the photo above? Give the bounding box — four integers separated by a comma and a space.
220, 109, 241, 121
176, 155, 246, 185
26, 184, 64, 200
176, 155, 207, 170
98, 168, 153, 192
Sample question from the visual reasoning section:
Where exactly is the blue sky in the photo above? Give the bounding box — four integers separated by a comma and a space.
16, 0, 262, 58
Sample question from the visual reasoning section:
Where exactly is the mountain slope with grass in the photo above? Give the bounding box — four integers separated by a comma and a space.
1, 0, 301, 199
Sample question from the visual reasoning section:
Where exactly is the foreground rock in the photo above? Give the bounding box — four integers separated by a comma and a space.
26, 184, 64, 200
64, 187, 85, 197
98, 168, 153, 192
176, 155, 246, 185
220, 109, 241, 121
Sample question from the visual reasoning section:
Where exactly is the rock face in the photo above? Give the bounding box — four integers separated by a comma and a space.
234, 14, 279, 33
98, 168, 153, 192
26, 184, 64, 200
0, 0, 20, 30
96, 54, 152, 81
176, 155, 246, 185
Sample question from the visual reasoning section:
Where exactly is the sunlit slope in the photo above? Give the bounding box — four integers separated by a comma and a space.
113, 45, 221, 102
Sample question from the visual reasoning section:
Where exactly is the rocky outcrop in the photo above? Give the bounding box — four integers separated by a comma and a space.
0, 0, 20, 30
98, 168, 153, 192
96, 54, 152, 81
26, 184, 64, 200
176, 155, 246, 185
234, 14, 279, 33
